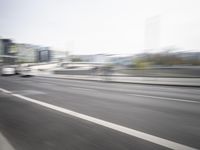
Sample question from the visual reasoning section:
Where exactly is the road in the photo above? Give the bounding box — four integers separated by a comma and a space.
0, 76, 200, 150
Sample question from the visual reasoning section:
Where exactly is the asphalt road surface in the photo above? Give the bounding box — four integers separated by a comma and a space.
0, 76, 200, 150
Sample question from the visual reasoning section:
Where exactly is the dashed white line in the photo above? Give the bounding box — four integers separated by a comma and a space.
0, 88, 197, 150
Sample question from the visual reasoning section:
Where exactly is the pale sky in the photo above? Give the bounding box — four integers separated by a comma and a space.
0, 0, 200, 54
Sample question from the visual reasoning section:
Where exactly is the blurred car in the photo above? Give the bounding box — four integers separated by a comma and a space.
15, 65, 22, 75
1, 66, 16, 76
19, 67, 34, 77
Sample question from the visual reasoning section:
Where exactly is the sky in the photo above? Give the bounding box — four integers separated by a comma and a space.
0, 0, 200, 54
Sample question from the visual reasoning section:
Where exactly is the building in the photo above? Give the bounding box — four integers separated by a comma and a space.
13, 43, 38, 63
0, 39, 3, 63
0, 39, 17, 64
109, 55, 134, 66
1, 38, 62, 64
71, 54, 111, 63
12, 44, 53, 63
37, 47, 51, 62
51, 50, 68, 62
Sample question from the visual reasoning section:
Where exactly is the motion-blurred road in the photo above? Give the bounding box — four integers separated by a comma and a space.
0, 76, 200, 150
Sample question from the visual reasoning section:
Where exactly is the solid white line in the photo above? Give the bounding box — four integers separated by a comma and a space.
0, 88, 198, 150
129, 93, 200, 104
0, 88, 12, 94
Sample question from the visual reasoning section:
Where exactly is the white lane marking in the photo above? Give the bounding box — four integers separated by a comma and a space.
0, 132, 15, 150
0, 88, 12, 94
0, 88, 197, 150
129, 93, 200, 104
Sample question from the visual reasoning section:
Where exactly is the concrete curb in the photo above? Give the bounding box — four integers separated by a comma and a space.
0, 132, 15, 150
